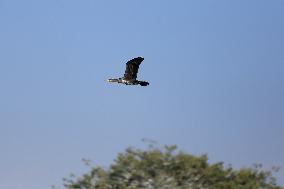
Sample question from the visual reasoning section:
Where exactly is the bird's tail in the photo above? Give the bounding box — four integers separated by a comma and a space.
138, 81, 149, 86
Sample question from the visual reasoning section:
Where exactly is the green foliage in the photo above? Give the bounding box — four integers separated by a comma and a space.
63, 145, 282, 189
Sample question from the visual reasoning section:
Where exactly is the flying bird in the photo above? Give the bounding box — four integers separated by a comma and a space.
107, 57, 149, 86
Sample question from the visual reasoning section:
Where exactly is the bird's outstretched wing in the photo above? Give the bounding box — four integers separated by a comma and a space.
123, 57, 144, 80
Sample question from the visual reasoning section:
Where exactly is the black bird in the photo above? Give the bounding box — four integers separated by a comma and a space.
107, 57, 149, 86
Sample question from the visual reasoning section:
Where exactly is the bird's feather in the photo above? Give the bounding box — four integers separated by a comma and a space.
123, 57, 144, 80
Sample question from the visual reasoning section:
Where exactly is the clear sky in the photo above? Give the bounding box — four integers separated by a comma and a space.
0, 0, 284, 188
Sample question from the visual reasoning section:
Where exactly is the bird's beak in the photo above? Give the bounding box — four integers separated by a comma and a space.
107, 78, 118, 83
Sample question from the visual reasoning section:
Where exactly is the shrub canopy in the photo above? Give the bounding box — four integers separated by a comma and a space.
63, 145, 282, 189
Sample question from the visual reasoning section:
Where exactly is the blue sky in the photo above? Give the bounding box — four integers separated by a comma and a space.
0, 0, 284, 188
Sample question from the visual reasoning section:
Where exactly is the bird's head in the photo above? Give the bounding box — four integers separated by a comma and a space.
107, 78, 119, 83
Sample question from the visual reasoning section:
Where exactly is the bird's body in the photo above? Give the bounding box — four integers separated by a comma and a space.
107, 57, 149, 86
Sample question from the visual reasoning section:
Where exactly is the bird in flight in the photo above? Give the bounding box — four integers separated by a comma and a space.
107, 57, 149, 86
